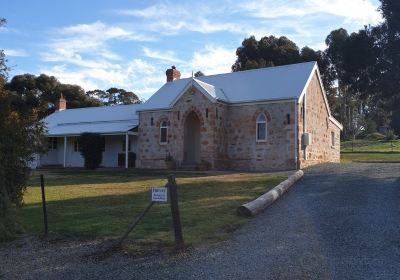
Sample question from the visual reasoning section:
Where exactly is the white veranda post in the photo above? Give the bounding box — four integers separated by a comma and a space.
63, 136, 67, 168
125, 133, 129, 169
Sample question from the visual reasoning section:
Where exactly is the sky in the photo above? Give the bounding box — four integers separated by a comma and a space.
1, 0, 382, 100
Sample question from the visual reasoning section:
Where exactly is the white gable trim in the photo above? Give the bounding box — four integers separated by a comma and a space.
298, 63, 332, 117
169, 78, 217, 107
329, 116, 343, 130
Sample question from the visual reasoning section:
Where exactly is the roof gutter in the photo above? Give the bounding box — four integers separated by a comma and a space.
45, 131, 138, 137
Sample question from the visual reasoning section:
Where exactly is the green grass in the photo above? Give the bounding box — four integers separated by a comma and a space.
341, 138, 400, 162
18, 169, 285, 246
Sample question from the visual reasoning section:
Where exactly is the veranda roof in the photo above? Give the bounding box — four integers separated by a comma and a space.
44, 104, 141, 136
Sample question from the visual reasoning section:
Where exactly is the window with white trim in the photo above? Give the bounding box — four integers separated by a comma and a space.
160, 121, 168, 144
256, 113, 267, 141
73, 140, 81, 152
331, 131, 335, 146
48, 137, 57, 150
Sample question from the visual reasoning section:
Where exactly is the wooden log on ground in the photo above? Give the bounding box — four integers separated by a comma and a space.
237, 170, 304, 217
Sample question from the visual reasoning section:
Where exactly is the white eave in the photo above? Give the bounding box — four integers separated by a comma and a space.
298, 62, 343, 130
329, 116, 343, 130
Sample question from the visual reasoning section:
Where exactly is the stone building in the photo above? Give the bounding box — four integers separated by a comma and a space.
37, 61, 342, 171
137, 61, 342, 171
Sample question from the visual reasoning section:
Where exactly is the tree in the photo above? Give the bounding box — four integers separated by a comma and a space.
78, 133, 104, 170
86, 87, 140, 105
231, 35, 330, 86
194, 71, 204, 77
6, 74, 102, 118
378, 0, 400, 134
322, 27, 382, 138
0, 18, 45, 241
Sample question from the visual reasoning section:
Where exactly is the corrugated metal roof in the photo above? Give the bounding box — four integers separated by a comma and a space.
141, 61, 317, 110
43, 61, 321, 136
44, 104, 142, 136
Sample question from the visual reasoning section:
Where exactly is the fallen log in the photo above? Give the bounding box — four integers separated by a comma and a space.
237, 170, 304, 217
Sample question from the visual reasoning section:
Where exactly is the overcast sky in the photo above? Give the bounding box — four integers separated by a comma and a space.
1, 0, 382, 99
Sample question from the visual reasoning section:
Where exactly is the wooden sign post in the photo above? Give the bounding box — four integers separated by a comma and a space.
116, 175, 184, 250
167, 174, 184, 250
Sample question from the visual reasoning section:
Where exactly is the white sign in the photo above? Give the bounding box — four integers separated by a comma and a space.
151, 187, 168, 202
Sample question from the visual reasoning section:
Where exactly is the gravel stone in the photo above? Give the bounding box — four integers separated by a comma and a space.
1, 163, 399, 280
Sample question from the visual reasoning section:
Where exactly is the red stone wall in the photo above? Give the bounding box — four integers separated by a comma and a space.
137, 86, 223, 169
226, 102, 297, 171
298, 72, 341, 168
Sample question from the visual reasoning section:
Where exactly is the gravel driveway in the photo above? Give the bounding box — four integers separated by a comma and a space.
1, 163, 400, 280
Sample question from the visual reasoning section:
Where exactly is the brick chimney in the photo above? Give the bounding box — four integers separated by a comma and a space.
55, 94, 66, 111
166, 66, 181, 82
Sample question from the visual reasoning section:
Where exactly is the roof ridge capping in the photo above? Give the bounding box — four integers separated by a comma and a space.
197, 60, 317, 79
53, 103, 142, 113
161, 61, 317, 83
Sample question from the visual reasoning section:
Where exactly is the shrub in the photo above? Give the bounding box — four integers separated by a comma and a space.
385, 130, 398, 141
78, 133, 103, 169
365, 118, 378, 134
0, 76, 45, 241
165, 153, 174, 162
364, 132, 386, 141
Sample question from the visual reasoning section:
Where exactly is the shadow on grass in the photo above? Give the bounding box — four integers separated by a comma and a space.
18, 176, 284, 245
28, 169, 248, 187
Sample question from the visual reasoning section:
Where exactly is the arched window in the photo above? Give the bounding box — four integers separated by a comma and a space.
160, 121, 168, 144
256, 113, 267, 141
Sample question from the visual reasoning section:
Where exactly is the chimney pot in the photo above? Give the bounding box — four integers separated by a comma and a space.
166, 66, 181, 82
55, 94, 67, 111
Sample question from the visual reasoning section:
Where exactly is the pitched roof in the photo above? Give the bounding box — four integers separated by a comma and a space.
42, 61, 343, 136
44, 104, 142, 136
140, 61, 317, 110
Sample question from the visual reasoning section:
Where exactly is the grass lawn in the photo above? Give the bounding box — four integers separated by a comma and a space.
341, 138, 400, 163
18, 169, 286, 246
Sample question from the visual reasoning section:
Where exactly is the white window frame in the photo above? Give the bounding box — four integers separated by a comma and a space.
73, 139, 80, 152
48, 137, 57, 150
331, 131, 335, 147
256, 113, 267, 142
159, 121, 168, 145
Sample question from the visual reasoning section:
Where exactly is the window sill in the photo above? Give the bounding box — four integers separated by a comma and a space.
159, 142, 168, 145
256, 140, 267, 143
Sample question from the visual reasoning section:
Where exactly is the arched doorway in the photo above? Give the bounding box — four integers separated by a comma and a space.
183, 111, 201, 164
